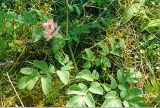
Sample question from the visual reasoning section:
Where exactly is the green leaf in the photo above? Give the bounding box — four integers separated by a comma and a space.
102, 57, 111, 68
117, 69, 125, 84
105, 91, 117, 99
128, 97, 146, 107
33, 60, 48, 74
20, 67, 38, 76
126, 68, 137, 83
1, 3, 7, 9
109, 75, 117, 89
21, 11, 38, 25
49, 64, 55, 74
68, 4, 74, 12
6, 11, 16, 20
84, 93, 95, 107
118, 84, 129, 90
66, 96, 79, 107
41, 75, 52, 95
116, 38, 124, 49
32, 26, 44, 42
82, 49, 95, 62
18, 76, 38, 90
76, 69, 93, 81
120, 90, 127, 99
0, 38, 6, 54
18, 76, 29, 89
66, 96, 85, 107
98, 42, 109, 56
61, 54, 70, 65
109, 37, 115, 49
52, 33, 65, 53
110, 49, 123, 57
123, 100, 130, 107
67, 84, 87, 95
143, 19, 160, 30
101, 98, 122, 107
56, 70, 69, 85
125, 88, 142, 100
102, 83, 111, 92
121, 0, 145, 24
27, 76, 39, 90
82, 61, 91, 69
74, 5, 81, 16
89, 82, 103, 95
61, 61, 73, 71
95, 58, 101, 67
92, 70, 99, 80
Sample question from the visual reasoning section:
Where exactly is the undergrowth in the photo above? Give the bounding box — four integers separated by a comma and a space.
0, 0, 160, 107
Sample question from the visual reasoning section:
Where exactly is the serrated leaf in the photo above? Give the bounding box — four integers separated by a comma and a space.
76, 69, 93, 81
20, 67, 38, 76
33, 60, 48, 74
66, 96, 79, 107
126, 68, 138, 83
101, 98, 122, 107
66, 96, 85, 107
32, 26, 44, 42
21, 11, 38, 25
52, 34, 65, 53
102, 83, 111, 92
105, 91, 117, 99
109, 37, 115, 49
117, 69, 125, 84
61, 62, 73, 71
56, 70, 69, 85
110, 49, 123, 57
109, 75, 117, 89
49, 64, 55, 74
118, 84, 129, 90
27, 76, 39, 90
123, 100, 130, 107
41, 75, 52, 95
125, 88, 142, 100
18, 76, 38, 90
89, 82, 103, 95
82, 49, 95, 62
120, 90, 127, 99
98, 42, 109, 56
84, 93, 95, 107
95, 58, 101, 67
18, 76, 29, 89
67, 84, 86, 95
102, 57, 111, 68
92, 70, 99, 80
82, 61, 91, 69
116, 38, 124, 49
128, 97, 146, 107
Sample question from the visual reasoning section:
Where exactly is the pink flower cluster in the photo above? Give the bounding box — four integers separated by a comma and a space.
42, 19, 58, 41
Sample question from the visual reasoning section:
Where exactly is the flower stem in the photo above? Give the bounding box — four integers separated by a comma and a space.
66, 0, 78, 72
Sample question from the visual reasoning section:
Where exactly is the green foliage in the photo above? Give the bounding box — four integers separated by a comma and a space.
1, 0, 159, 107
18, 53, 73, 94
66, 40, 145, 107
121, 0, 146, 24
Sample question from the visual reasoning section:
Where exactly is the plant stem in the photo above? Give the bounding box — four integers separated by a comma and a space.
6, 73, 24, 107
6, 46, 26, 107
66, 0, 78, 71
